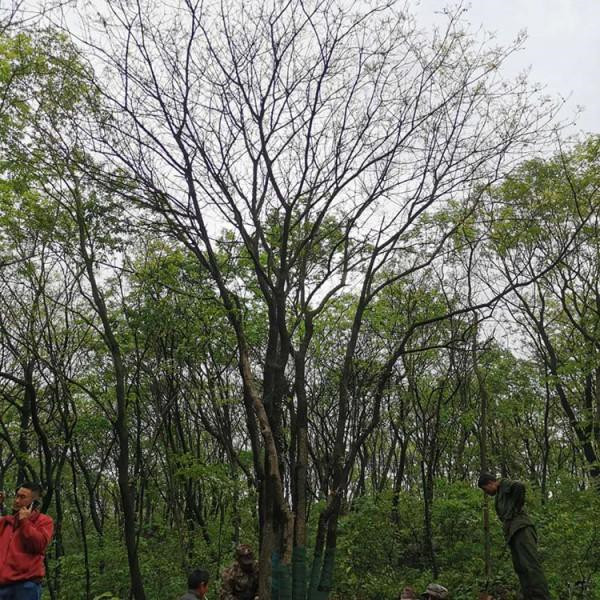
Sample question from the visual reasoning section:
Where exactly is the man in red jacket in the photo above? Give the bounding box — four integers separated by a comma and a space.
0, 483, 53, 599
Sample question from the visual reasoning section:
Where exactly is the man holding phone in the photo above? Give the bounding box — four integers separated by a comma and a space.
0, 482, 54, 599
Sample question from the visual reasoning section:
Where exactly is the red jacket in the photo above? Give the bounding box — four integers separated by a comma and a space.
0, 511, 53, 585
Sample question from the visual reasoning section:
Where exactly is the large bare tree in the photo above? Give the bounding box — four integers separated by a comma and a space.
51, 0, 560, 597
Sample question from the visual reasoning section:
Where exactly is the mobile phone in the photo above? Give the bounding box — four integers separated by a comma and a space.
28, 499, 40, 510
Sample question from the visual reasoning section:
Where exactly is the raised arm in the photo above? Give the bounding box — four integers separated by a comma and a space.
19, 515, 53, 554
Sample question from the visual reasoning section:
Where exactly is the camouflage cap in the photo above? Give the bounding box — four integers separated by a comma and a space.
235, 544, 255, 563
421, 583, 448, 599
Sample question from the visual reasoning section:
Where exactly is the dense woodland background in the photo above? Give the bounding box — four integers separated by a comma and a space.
0, 2, 599, 599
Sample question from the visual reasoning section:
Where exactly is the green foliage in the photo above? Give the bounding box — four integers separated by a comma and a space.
330, 479, 600, 599
488, 136, 600, 257
2, 16, 600, 600
537, 484, 600, 598
336, 493, 422, 599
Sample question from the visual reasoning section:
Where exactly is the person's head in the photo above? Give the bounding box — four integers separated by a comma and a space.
13, 482, 43, 512
187, 568, 209, 597
421, 583, 448, 600
400, 586, 417, 599
478, 472, 500, 496
235, 544, 255, 573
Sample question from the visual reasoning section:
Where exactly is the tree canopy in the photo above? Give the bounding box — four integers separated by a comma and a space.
0, 3, 599, 599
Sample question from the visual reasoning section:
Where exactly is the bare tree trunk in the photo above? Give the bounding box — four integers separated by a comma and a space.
421, 460, 438, 579
391, 437, 408, 527
74, 193, 146, 600
70, 455, 92, 599
308, 511, 328, 600
541, 363, 552, 503
292, 333, 311, 600
473, 327, 492, 583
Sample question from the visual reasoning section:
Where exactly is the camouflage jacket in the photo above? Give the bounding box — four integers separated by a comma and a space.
219, 561, 259, 600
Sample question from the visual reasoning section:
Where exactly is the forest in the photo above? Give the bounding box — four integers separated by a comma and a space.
0, 1, 599, 599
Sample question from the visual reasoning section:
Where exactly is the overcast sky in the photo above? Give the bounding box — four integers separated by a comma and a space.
414, 0, 600, 136
15, 0, 599, 135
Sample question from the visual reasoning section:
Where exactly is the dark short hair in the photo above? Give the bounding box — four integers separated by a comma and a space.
188, 568, 209, 589
477, 472, 497, 488
17, 482, 43, 498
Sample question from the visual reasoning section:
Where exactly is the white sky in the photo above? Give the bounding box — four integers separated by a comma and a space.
414, 0, 600, 136
12, 0, 598, 135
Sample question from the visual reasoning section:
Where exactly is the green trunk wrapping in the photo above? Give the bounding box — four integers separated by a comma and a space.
313, 547, 335, 600
308, 549, 322, 599
292, 546, 307, 600
278, 561, 293, 600
271, 551, 293, 600
271, 551, 280, 600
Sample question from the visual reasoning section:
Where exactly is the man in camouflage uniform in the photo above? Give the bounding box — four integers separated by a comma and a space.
478, 472, 551, 600
219, 544, 259, 600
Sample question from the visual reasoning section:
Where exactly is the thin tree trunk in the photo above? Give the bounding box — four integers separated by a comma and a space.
541, 363, 552, 503
474, 331, 492, 583
421, 461, 438, 579
70, 455, 92, 599
309, 511, 328, 600
74, 192, 146, 600
391, 437, 408, 527
292, 341, 310, 600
